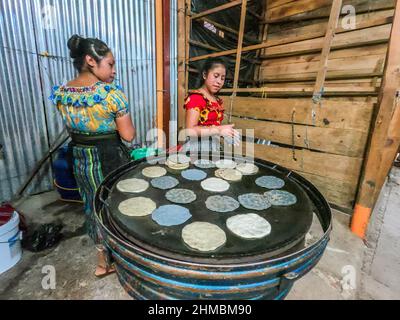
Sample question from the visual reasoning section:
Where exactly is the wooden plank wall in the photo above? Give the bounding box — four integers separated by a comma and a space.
224, 0, 395, 210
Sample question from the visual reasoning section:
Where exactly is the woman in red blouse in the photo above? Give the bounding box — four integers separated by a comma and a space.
183, 58, 238, 152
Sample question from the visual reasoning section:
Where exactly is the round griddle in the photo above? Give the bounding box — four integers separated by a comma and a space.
103, 153, 314, 264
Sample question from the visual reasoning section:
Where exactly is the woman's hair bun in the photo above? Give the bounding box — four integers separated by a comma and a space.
67, 34, 84, 58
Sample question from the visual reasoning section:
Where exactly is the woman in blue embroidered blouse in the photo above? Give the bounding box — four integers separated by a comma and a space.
50, 35, 135, 277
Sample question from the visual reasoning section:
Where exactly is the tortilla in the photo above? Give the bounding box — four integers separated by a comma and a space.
205, 195, 240, 213
227, 213, 271, 239
116, 178, 149, 193
215, 159, 237, 169
151, 176, 179, 190
255, 176, 285, 189
236, 163, 259, 175
168, 154, 191, 164
181, 169, 207, 181
264, 190, 297, 206
182, 222, 227, 252
118, 197, 156, 217
215, 168, 242, 182
166, 188, 197, 204
166, 160, 190, 170
201, 177, 230, 193
238, 193, 271, 211
194, 159, 215, 169
151, 205, 192, 226
142, 166, 167, 178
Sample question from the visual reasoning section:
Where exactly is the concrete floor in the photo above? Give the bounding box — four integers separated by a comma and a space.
1, 169, 399, 300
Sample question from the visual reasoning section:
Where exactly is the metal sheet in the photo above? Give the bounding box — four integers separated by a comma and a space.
0, 0, 159, 201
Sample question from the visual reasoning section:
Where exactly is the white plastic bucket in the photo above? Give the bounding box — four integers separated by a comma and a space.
0, 211, 22, 274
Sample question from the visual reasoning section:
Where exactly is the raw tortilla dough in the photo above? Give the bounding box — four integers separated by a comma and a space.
118, 197, 156, 217
116, 178, 149, 193
166, 188, 197, 204
181, 169, 207, 181
142, 166, 167, 178
238, 193, 271, 210
236, 163, 259, 175
194, 159, 215, 169
227, 213, 271, 239
182, 222, 227, 252
264, 190, 297, 206
151, 176, 179, 190
205, 195, 240, 213
151, 205, 192, 226
255, 176, 285, 189
201, 177, 230, 193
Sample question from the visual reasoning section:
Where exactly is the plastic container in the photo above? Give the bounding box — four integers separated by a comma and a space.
0, 211, 22, 274
53, 145, 82, 202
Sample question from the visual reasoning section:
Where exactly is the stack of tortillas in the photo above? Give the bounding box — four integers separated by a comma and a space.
236, 163, 259, 175
166, 154, 191, 170
142, 166, 167, 178
215, 168, 242, 182
201, 177, 230, 193
182, 222, 227, 252
116, 178, 149, 193
118, 197, 156, 217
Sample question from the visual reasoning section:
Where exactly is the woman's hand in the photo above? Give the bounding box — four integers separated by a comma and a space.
218, 124, 239, 138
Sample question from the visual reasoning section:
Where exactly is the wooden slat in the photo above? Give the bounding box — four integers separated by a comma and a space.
266, 0, 395, 23
263, 24, 392, 58
232, 116, 368, 157
221, 97, 375, 131
246, 143, 363, 184
265, 10, 394, 48
188, 23, 392, 62
190, 0, 242, 20
296, 171, 357, 209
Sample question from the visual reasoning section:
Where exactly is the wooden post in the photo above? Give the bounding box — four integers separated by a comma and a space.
229, 0, 247, 123
155, 0, 164, 148
177, 0, 187, 132
190, 0, 242, 20
313, 0, 343, 100
163, 0, 171, 148
351, 0, 400, 239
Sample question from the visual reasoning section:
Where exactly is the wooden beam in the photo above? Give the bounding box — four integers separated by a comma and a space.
199, 17, 260, 45
229, 0, 247, 123
351, 0, 400, 239
313, 0, 343, 100
177, 0, 186, 131
162, 0, 171, 148
188, 22, 391, 62
190, 0, 242, 20
155, 0, 164, 148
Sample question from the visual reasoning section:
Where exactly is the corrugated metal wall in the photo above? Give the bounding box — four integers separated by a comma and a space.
0, 0, 174, 202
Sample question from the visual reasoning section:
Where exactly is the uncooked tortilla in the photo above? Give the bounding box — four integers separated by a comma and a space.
215, 168, 242, 182
118, 197, 156, 217
142, 166, 167, 178
181, 169, 207, 181
166, 160, 190, 170
201, 177, 230, 193
116, 178, 149, 193
264, 190, 297, 206
166, 188, 197, 204
182, 222, 227, 252
238, 193, 271, 211
255, 176, 285, 189
236, 163, 259, 175
168, 154, 191, 164
151, 205, 192, 226
215, 159, 237, 169
227, 213, 271, 239
205, 195, 240, 213
151, 176, 179, 190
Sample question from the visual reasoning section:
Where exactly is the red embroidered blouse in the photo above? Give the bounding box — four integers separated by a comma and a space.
184, 90, 224, 126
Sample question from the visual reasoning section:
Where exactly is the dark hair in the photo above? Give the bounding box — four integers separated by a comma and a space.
201, 57, 227, 76
67, 35, 111, 72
